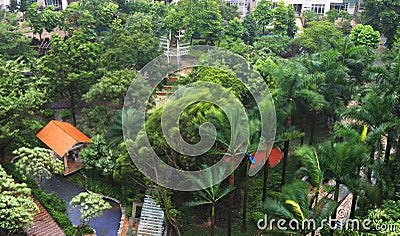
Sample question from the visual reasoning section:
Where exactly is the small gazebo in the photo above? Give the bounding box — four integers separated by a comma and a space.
36, 120, 91, 175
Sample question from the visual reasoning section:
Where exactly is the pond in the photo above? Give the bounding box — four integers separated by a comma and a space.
41, 175, 122, 236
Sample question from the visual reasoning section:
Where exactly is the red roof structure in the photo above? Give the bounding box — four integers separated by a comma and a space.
36, 120, 91, 157
250, 147, 283, 171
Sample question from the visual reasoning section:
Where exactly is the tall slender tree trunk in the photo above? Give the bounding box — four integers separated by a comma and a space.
384, 135, 392, 164
0, 147, 5, 164
309, 110, 317, 146
368, 148, 375, 180
241, 160, 250, 232
227, 166, 234, 236
68, 89, 77, 126
281, 140, 289, 187
281, 116, 292, 188
157, 185, 181, 236
300, 115, 306, 146
262, 162, 269, 203
211, 203, 215, 236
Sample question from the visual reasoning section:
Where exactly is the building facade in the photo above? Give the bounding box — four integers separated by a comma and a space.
1, 0, 72, 11
224, 0, 362, 19
264, 0, 362, 16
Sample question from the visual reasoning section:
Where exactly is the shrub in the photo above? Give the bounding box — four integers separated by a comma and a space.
251, 211, 265, 225
3, 163, 92, 236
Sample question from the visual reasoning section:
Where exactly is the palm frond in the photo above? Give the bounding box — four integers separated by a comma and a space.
285, 200, 305, 221
263, 198, 296, 220
295, 146, 322, 188
185, 199, 212, 207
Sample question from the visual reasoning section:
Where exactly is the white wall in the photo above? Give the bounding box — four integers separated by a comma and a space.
266, 0, 355, 16
1, 0, 11, 10
61, 0, 68, 10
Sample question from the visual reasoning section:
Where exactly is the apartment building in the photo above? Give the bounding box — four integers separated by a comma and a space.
224, 0, 362, 19
265, 0, 362, 16
1, 0, 74, 11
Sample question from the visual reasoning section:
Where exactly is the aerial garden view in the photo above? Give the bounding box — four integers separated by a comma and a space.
0, 0, 400, 235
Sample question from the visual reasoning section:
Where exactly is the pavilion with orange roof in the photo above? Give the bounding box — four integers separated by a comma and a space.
36, 120, 91, 175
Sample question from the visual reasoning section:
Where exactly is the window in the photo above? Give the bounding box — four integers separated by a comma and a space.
292, 4, 302, 16
311, 4, 325, 14
45, 0, 62, 9
330, 3, 349, 11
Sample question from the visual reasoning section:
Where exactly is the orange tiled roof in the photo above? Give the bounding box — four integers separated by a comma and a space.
36, 120, 91, 157
27, 196, 65, 236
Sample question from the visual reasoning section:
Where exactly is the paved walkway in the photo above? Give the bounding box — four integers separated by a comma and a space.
27, 197, 65, 236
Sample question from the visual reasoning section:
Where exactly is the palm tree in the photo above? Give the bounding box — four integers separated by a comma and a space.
241, 115, 262, 233
295, 146, 323, 209
186, 168, 235, 236
318, 126, 370, 235
338, 38, 375, 84
366, 55, 400, 164
203, 103, 250, 236
262, 180, 335, 236
341, 88, 395, 165
272, 58, 326, 187
307, 49, 351, 120
105, 108, 145, 149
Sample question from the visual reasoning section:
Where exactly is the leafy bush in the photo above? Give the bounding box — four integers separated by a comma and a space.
350, 24, 381, 49
60, 109, 72, 119
303, 10, 320, 25
76, 225, 94, 234
251, 211, 265, 225
3, 163, 91, 236
326, 9, 339, 22
80, 135, 116, 176
70, 192, 112, 225
0, 164, 38, 235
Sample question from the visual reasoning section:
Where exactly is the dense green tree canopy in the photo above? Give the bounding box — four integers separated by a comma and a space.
0, 164, 38, 235
294, 21, 342, 53
26, 3, 64, 39
0, 13, 36, 60
80, 135, 116, 176
70, 192, 112, 225
362, 0, 400, 48
303, 10, 320, 24
99, 17, 160, 71
40, 32, 100, 125
63, 2, 96, 37
83, 69, 136, 133
350, 24, 381, 49
0, 59, 48, 162
253, 0, 273, 35
253, 35, 294, 58
13, 147, 63, 185
165, 0, 223, 44
225, 17, 245, 40
272, 0, 297, 37
241, 13, 259, 45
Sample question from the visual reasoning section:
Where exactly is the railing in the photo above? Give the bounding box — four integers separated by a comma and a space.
137, 196, 165, 236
